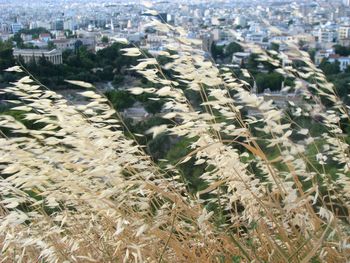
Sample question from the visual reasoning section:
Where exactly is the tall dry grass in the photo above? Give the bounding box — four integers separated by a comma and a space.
1, 19, 350, 262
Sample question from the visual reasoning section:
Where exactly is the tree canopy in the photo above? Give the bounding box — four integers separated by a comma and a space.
0, 40, 14, 71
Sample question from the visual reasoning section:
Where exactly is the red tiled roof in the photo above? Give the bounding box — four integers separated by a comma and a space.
39, 33, 50, 37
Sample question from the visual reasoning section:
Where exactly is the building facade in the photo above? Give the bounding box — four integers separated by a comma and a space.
11, 23, 22, 34
328, 55, 350, 71
338, 26, 350, 40
52, 39, 76, 51
13, 49, 63, 65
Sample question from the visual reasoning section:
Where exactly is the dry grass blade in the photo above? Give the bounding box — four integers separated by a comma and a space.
0, 20, 350, 263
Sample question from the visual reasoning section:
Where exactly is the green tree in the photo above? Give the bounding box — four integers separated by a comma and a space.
147, 134, 171, 161
144, 99, 164, 115
105, 90, 135, 111
12, 33, 24, 48
165, 137, 207, 193
333, 44, 350, 56
319, 59, 341, 76
1, 72, 17, 83
246, 53, 259, 70
308, 48, 316, 63
62, 49, 74, 61
327, 73, 350, 104
345, 65, 350, 73
66, 54, 82, 68
17, 55, 25, 67
47, 41, 56, 50
0, 40, 15, 70
224, 42, 243, 57
270, 42, 280, 52
112, 74, 124, 85
27, 57, 39, 74
101, 36, 109, 44
74, 40, 83, 53
256, 72, 284, 92
211, 42, 224, 61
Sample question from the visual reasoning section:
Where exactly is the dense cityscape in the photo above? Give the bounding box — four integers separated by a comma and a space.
1, 0, 350, 63
1, 1, 350, 262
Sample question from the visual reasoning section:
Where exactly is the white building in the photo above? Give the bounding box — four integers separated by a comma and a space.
232, 52, 251, 65
328, 55, 350, 71
11, 23, 22, 34
1, 23, 11, 33
0, 34, 11, 41
338, 25, 350, 40
234, 16, 247, 27
143, 34, 167, 50
314, 27, 337, 44
246, 33, 265, 44
52, 39, 76, 51
13, 49, 63, 65
270, 35, 293, 43
64, 19, 77, 31
39, 33, 51, 43
122, 103, 149, 123
211, 17, 220, 26
315, 49, 334, 65
20, 34, 32, 41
